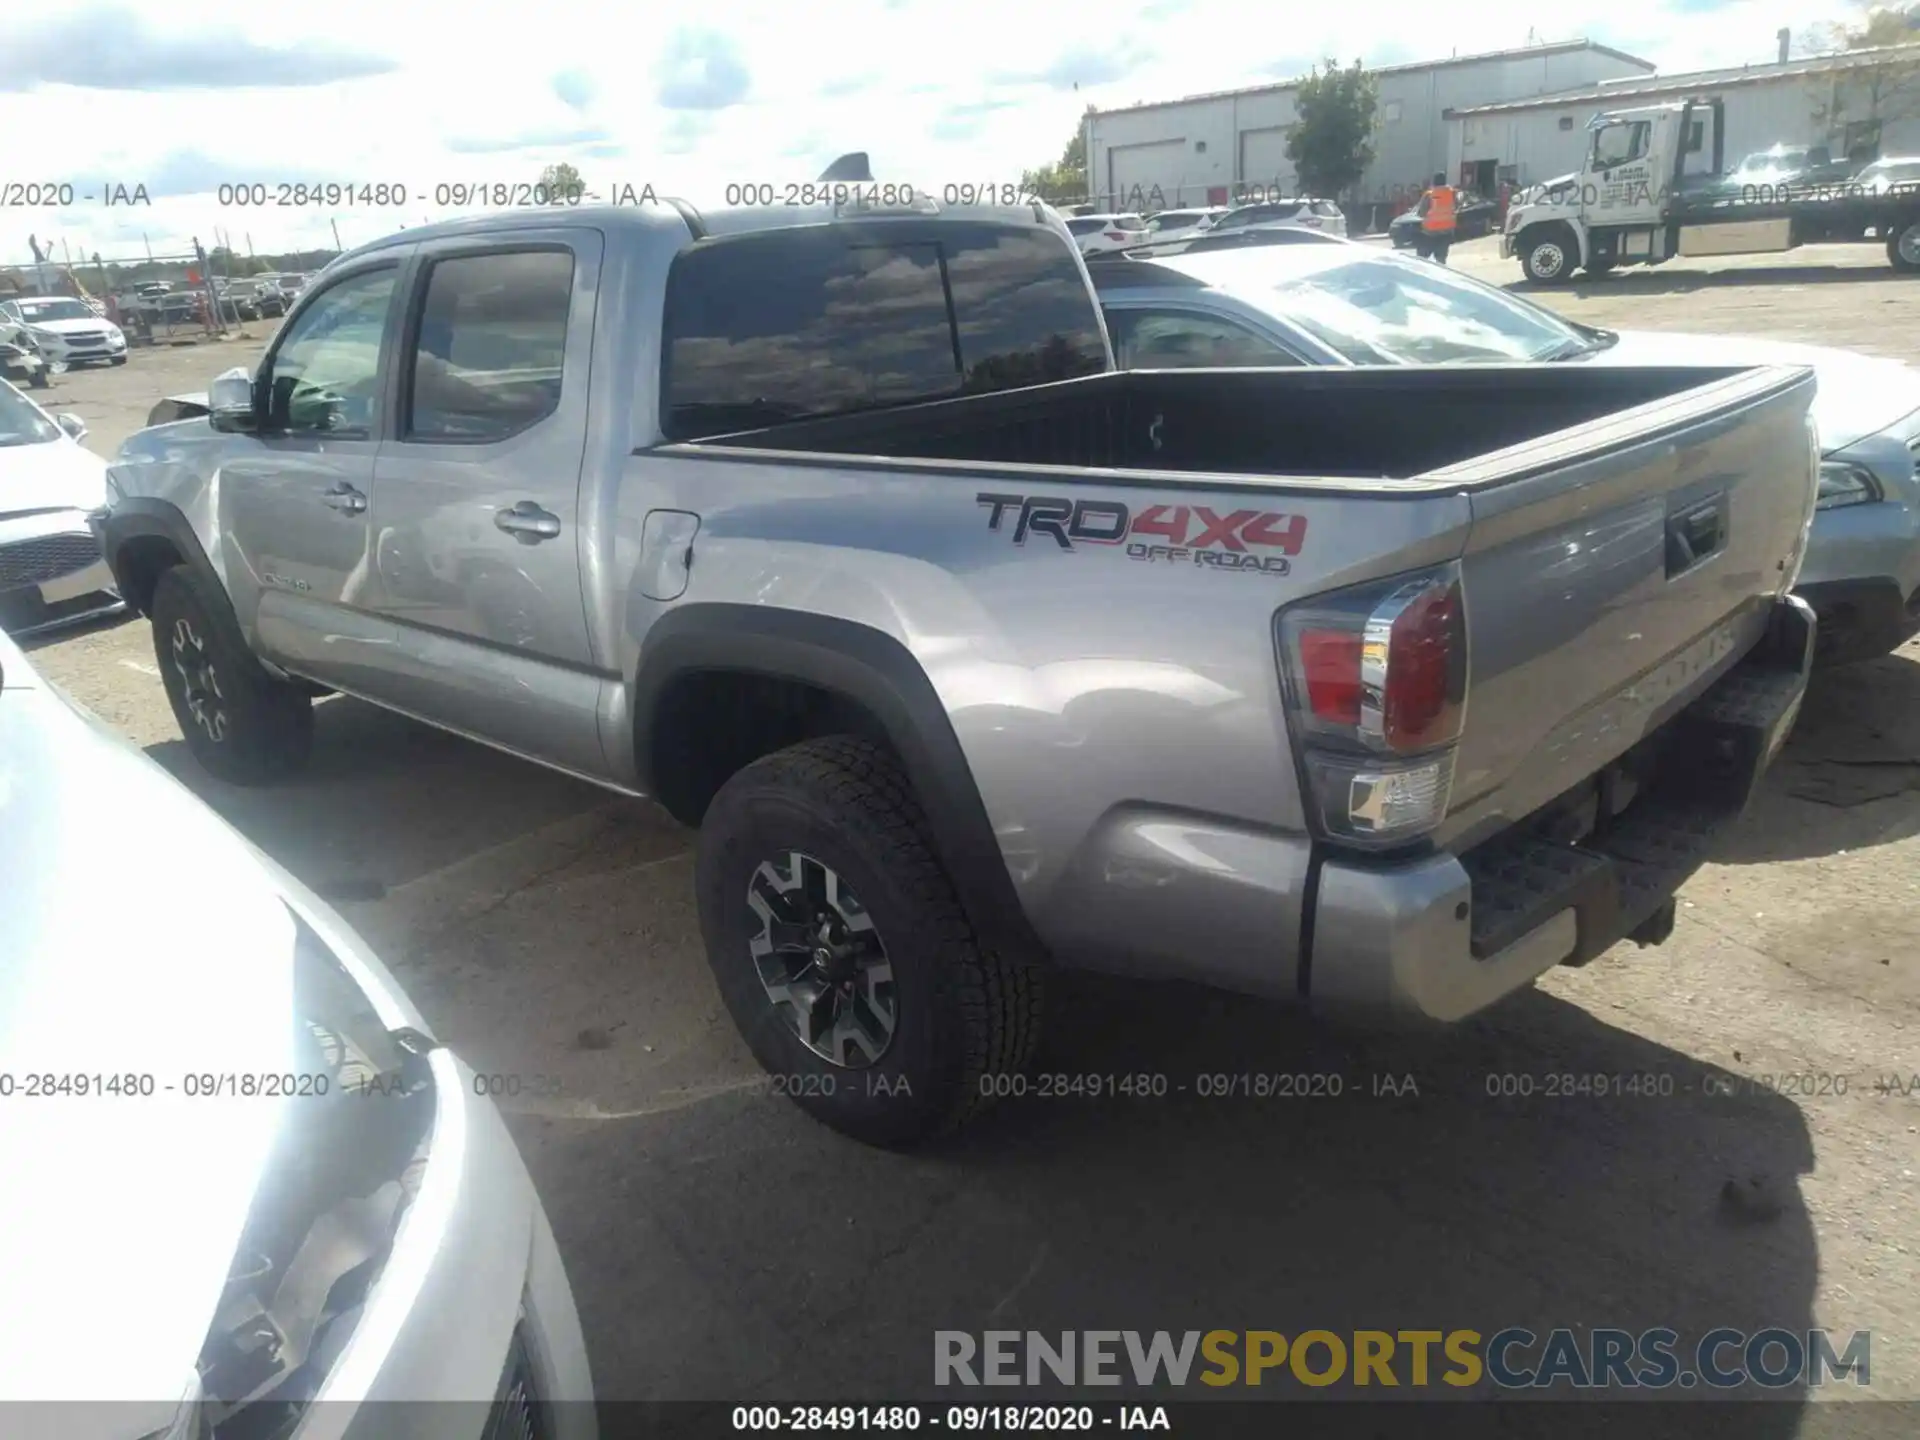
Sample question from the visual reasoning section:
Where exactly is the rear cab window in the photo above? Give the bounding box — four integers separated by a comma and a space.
660, 223, 1109, 440
401, 249, 574, 443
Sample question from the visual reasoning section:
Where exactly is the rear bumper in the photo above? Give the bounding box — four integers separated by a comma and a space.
1308, 595, 1814, 1022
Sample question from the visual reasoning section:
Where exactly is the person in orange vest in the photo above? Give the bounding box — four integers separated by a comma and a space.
1416, 171, 1458, 265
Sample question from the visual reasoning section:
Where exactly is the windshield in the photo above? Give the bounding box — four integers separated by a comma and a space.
0, 383, 61, 447
17, 299, 93, 323
1259, 257, 1587, 364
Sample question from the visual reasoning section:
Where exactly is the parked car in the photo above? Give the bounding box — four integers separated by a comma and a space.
1065, 212, 1149, 255
0, 624, 595, 1435
0, 338, 49, 389
0, 378, 122, 637
1210, 198, 1348, 237
101, 196, 1814, 1144
1849, 155, 1920, 196
1142, 206, 1228, 242
1089, 240, 1920, 665
0, 296, 129, 369
1387, 190, 1499, 248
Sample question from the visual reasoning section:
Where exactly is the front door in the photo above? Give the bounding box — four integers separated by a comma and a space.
220, 258, 407, 693
365, 231, 603, 776
1589, 118, 1661, 226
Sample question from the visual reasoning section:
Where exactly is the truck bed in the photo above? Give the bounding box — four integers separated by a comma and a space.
666, 363, 1762, 486
666, 361, 1817, 864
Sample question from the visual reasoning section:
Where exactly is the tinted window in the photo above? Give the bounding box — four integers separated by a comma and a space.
661, 224, 1107, 439
1115, 215, 1145, 230
1106, 308, 1300, 370
265, 266, 397, 436
1066, 217, 1105, 236
405, 249, 574, 443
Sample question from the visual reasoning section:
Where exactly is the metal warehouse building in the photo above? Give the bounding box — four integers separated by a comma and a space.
1083, 39, 1654, 213
1447, 42, 1920, 190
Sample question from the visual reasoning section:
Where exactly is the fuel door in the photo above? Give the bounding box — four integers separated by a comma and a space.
638, 509, 700, 601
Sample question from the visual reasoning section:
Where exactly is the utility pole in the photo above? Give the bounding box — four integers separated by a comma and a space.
331, 217, 343, 253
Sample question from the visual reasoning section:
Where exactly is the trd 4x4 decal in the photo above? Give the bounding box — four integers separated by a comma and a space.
976, 492, 1305, 576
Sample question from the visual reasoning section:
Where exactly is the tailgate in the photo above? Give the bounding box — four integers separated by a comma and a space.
1433, 364, 1816, 850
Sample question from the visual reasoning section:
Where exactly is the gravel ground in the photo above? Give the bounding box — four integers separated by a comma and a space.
15, 242, 1920, 1426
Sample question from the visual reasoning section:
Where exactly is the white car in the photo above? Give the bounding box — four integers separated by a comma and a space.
1851, 155, 1920, 196
1065, 213, 1149, 256
0, 295, 128, 370
0, 622, 597, 1438
0, 379, 123, 637
1142, 206, 1229, 243
1208, 198, 1348, 238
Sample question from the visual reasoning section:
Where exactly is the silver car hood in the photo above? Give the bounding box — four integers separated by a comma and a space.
0, 645, 305, 1430
1592, 329, 1920, 453
0, 436, 109, 518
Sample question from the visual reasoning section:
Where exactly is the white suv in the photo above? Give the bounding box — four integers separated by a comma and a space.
1143, 207, 1229, 243
1065, 213, 1150, 256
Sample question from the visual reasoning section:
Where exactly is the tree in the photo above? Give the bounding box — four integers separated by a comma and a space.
1799, 5, 1920, 161
1285, 59, 1379, 200
1020, 106, 1094, 205
539, 162, 585, 198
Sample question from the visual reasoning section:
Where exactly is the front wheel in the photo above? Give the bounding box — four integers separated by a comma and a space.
696, 736, 1044, 1146
28, 367, 49, 389
150, 565, 314, 784
1887, 216, 1920, 272
1519, 228, 1577, 284
109, 355, 128, 366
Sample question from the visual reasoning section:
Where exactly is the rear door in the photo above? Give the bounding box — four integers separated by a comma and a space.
363, 230, 605, 776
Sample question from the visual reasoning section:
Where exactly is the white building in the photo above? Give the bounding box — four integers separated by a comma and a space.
1447, 42, 1920, 190
1083, 39, 1653, 214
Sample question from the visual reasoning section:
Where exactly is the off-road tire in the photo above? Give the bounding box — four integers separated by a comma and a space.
150, 565, 314, 784
696, 736, 1044, 1146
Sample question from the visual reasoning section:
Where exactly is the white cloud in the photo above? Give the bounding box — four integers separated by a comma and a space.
0, 0, 1868, 262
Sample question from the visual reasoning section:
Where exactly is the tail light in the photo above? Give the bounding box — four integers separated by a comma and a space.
1105, 230, 1129, 241
1276, 562, 1468, 849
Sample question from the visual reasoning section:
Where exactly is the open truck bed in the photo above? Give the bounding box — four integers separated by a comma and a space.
659, 360, 1818, 1018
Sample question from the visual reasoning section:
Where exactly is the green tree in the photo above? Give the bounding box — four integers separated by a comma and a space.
539, 162, 585, 198
1800, 5, 1920, 158
1285, 58, 1379, 199
1020, 106, 1094, 205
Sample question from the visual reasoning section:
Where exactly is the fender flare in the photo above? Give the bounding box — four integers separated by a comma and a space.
631, 604, 1035, 954
97, 496, 221, 616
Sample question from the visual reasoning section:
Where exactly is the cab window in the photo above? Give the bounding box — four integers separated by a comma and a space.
1592, 121, 1650, 170
262, 267, 398, 437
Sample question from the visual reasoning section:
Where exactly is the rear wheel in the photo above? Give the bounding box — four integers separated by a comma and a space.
150, 566, 314, 784
28, 367, 49, 389
1519, 226, 1577, 284
696, 736, 1043, 1146
1887, 216, 1920, 272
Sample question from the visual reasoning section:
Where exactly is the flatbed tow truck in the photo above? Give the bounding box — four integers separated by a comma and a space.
1501, 95, 1920, 282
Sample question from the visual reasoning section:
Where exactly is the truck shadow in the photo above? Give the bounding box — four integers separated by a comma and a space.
526, 973, 1821, 1424
143, 692, 629, 898
1506, 263, 1904, 298
1717, 647, 1920, 864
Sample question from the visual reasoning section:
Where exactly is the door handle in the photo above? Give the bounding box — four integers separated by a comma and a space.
321, 483, 367, 515
495, 501, 562, 543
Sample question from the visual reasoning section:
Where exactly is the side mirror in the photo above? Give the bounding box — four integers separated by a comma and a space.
56, 412, 87, 441
208, 368, 257, 434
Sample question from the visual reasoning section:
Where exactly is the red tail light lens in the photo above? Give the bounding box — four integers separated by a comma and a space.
1370, 582, 1463, 752
1300, 629, 1363, 725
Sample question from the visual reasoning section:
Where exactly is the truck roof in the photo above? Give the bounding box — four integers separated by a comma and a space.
343, 195, 1066, 264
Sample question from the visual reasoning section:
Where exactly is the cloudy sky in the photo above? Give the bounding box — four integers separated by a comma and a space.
0, 0, 1864, 264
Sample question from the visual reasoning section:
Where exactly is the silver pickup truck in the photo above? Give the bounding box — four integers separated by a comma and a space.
100, 194, 1818, 1144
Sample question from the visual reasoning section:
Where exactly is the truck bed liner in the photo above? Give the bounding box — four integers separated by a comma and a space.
667, 364, 1763, 487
